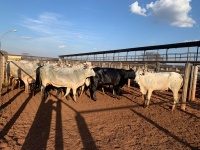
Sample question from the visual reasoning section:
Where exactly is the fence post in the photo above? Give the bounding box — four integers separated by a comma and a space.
188, 65, 194, 101
119, 62, 122, 69
196, 46, 199, 61
144, 63, 147, 71
181, 63, 191, 110
191, 65, 198, 101
155, 62, 160, 72
166, 48, 168, 61
127, 79, 131, 87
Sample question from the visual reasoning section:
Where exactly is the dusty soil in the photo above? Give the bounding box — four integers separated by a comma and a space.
0, 83, 200, 150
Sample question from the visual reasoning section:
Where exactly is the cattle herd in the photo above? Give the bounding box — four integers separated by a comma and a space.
6, 60, 184, 110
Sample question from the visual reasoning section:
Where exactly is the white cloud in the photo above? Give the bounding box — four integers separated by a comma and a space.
130, 1, 147, 16
130, 0, 196, 27
21, 12, 71, 36
20, 12, 100, 45
59, 45, 66, 49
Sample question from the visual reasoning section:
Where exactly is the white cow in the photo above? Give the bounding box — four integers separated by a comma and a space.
36, 63, 95, 102
7, 60, 40, 94
135, 69, 183, 110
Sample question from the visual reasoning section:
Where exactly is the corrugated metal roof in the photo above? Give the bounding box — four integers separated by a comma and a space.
59, 41, 200, 58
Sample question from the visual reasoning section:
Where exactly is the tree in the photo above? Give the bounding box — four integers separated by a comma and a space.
21, 52, 31, 60
142, 52, 163, 61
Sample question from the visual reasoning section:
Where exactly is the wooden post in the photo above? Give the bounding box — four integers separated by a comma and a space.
119, 62, 122, 69
181, 63, 191, 110
191, 65, 198, 101
127, 79, 131, 88
155, 62, 160, 72
188, 65, 194, 101
144, 63, 147, 71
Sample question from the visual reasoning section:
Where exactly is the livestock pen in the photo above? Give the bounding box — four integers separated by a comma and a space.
0, 41, 200, 149
0, 74, 200, 149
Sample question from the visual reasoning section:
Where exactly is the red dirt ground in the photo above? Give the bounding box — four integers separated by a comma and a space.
0, 84, 200, 150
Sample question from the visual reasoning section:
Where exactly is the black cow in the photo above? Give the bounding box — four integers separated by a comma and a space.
90, 67, 135, 101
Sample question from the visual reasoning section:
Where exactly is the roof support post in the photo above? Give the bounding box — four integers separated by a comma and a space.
196, 46, 199, 61
187, 47, 189, 61
126, 51, 128, 61
166, 48, 168, 61
143, 50, 146, 61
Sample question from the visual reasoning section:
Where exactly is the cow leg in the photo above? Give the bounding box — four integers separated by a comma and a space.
114, 86, 120, 99
18, 79, 21, 89
8, 77, 12, 86
63, 88, 71, 100
24, 81, 29, 93
90, 90, 97, 101
72, 88, 77, 102
145, 89, 153, 107
143, 94, 147, 107
41, 86, 47, 101
56, 88, 62, 97
11, 78, 16, 90
89, 77, 98, 101
79, 85, 85, 97
172, 90, 179, 111
31, 83, 36, 96
102, 87, 105, 94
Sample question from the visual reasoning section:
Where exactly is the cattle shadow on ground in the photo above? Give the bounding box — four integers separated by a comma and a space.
60, 99, 98, 150
177, 107, 200, 120
0, 93, 32, 142
130, 108, 198, 149
0, 90, 24, 113
151, 92, 177, 110
95, 87, 133, 100
128, 88, 200, 119
1, 89, 11, 96
125, 88, 175, 111
124, 94, 171, 111
22, 92, 98, 150
153, 91, 200, 112
22, 98, 62, 149
127, 86, 185, 111
186, 101, 200, 112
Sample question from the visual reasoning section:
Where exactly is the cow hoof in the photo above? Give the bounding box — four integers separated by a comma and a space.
92, 97, 97, 101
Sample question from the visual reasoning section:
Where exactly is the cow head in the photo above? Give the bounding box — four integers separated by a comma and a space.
127, 68, 136, 79
135, 69, 146, 82
83, 62, 95, 77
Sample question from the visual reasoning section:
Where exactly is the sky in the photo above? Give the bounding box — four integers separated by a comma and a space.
0, 0, 199, 58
